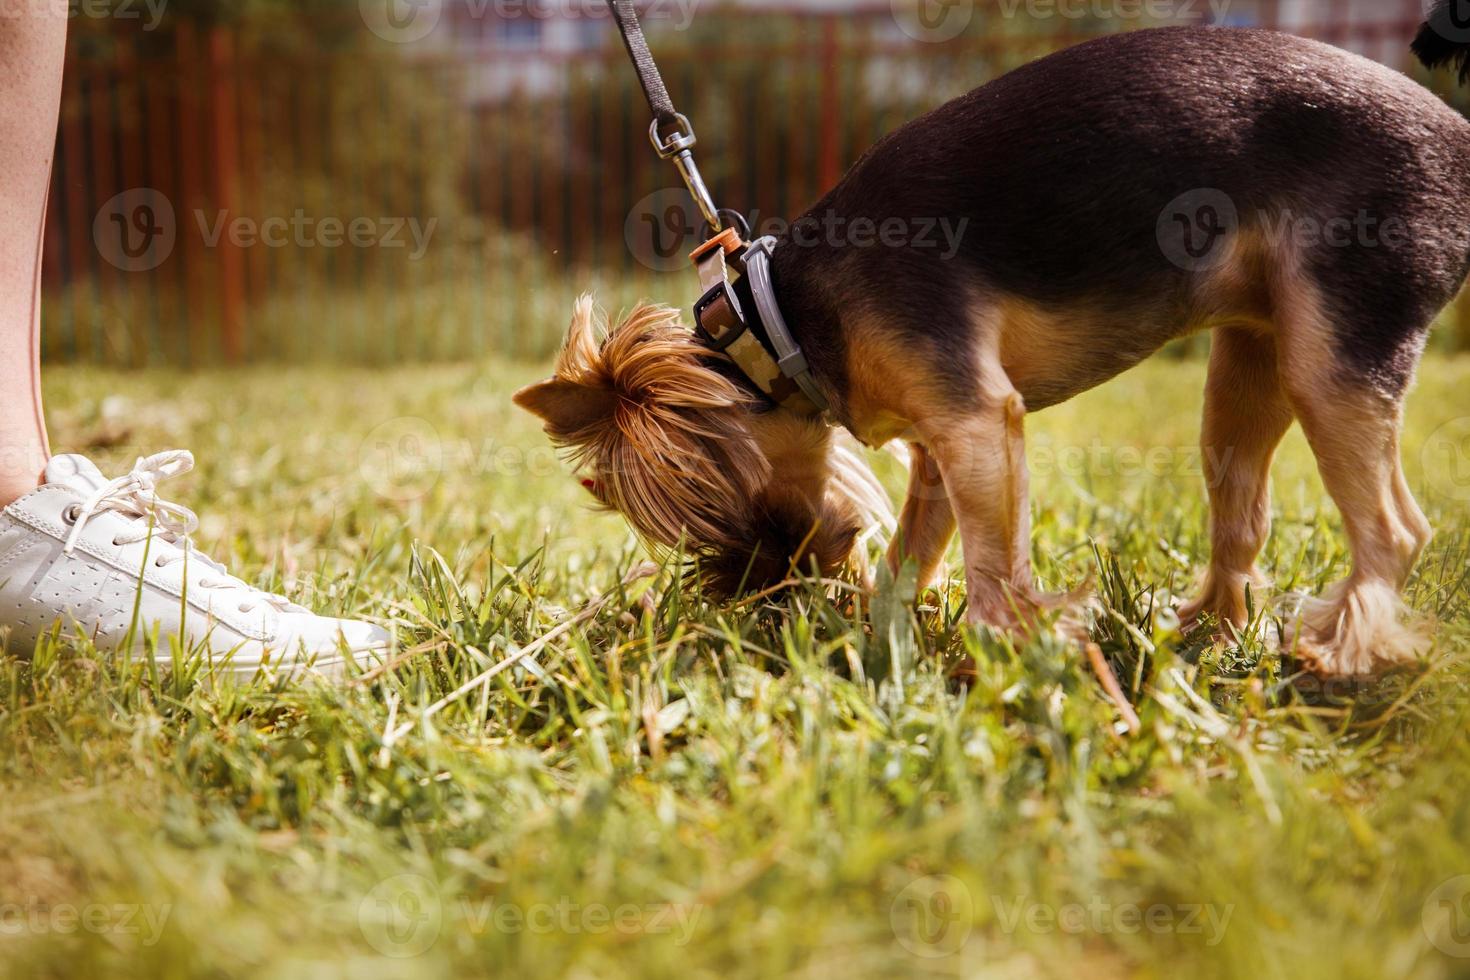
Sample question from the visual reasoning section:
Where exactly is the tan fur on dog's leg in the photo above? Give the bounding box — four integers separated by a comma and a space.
926, 406, 1025, 627
888, 442, 956, 591
1181, 326, 1294, 631
1275, 295, 1435, 676
922, 373, 1074, 632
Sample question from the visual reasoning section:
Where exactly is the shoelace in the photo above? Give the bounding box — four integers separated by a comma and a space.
61, 450, 294, 615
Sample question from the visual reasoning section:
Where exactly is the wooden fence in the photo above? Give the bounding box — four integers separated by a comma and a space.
41, 0, 1450, 366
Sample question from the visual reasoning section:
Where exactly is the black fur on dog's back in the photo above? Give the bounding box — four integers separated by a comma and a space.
771, 26, 1470, 408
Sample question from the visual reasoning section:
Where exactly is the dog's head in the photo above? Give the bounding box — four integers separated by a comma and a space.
514, 297, 884, 594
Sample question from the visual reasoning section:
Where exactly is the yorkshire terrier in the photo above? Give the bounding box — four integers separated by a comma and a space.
517, 12, 1470, 678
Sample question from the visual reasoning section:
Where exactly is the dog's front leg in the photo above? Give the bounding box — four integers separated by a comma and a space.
887, 442, 956, 591
921, 383, 1061, 630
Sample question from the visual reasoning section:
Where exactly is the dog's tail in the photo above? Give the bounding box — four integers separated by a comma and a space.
1414, 1, 1470, 85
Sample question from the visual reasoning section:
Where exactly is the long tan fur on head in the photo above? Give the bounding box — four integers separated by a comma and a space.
514, 296, 890, 595
515, 297, 766, 564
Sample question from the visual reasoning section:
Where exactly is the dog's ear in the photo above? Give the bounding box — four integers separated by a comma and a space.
702, 485, 861, 596
513, 295, 618, 438
513, 378, 616, 440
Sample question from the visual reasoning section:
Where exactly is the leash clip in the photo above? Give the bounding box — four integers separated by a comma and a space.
648, 114, 721, 234
648, 113, 697, 158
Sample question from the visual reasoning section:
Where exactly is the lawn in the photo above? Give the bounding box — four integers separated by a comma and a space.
2, 351, 1469, 979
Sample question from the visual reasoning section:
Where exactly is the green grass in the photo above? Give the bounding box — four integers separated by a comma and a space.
2, 353, 1469, 979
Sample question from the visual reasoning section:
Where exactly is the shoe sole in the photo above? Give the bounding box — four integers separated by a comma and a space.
137, 644, 391, 685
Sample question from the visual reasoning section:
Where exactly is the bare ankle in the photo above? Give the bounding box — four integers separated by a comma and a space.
0, 460, 46, 508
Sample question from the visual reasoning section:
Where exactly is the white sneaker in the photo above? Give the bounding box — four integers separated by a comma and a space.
0, 451, 391, 681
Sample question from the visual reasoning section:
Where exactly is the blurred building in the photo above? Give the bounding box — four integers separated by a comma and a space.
411, 0, 1428, 104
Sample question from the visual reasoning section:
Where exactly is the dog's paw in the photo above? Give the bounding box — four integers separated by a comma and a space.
1278, 582, 1433, 678
966, 581, 1095, 642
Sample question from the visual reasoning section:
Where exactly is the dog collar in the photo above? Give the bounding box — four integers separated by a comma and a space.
690, 233, 830, 418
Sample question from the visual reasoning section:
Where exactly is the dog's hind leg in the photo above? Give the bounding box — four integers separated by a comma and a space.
1274, 292, 1435, 677
887, 442, 956, 592
1180, 326, 1294, 631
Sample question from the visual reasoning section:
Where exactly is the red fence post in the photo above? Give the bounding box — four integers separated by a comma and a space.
116, 36, 149, 366
144, 46, 181, 367
207, 26, 246, 363
817, 15, 841, 194
175, 21, 206, 366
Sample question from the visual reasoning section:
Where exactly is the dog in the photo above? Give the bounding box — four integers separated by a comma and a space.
516, 10, 1470, 678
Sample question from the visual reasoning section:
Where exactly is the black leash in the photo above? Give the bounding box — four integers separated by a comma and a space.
603, 0, 738, 236
601, 0, 828, 417
605, 0, 678, 129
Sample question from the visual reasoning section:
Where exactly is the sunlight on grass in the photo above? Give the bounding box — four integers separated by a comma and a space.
1, 355, 1467, 978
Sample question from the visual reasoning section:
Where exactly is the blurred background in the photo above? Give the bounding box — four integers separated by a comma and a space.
43, 0, 1470, 367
